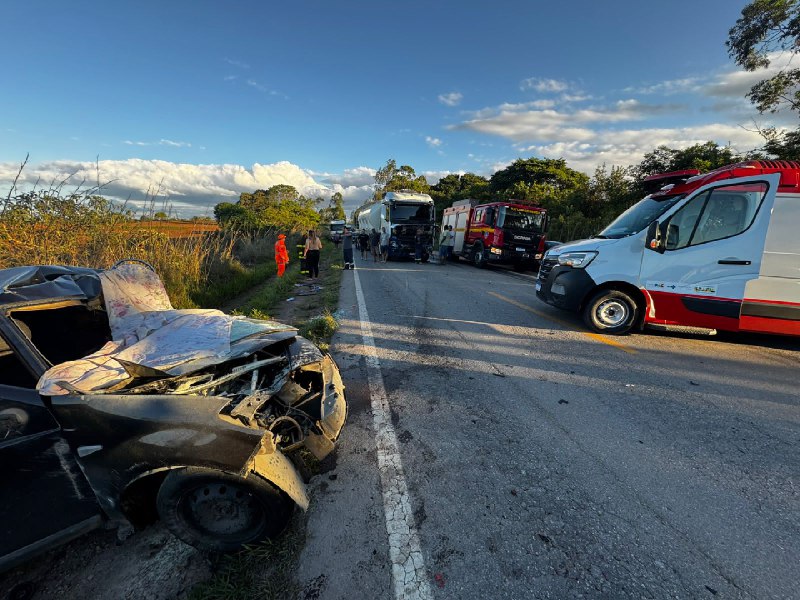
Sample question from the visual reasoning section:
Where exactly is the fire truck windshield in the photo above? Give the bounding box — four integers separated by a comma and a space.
496, 206, 544, 232
390, 203, 433, 223
597, 194, 684, 238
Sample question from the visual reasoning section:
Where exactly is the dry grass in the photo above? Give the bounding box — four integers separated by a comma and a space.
0, 192, 273, 309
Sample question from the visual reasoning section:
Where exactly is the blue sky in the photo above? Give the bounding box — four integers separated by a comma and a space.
0, 0, 793, 216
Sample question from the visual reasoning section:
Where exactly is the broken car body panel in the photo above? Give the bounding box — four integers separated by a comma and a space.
0, 262, 345, 568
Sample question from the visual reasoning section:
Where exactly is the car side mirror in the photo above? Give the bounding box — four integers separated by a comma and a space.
665, 223, 680, 250
646, 221, 666, 254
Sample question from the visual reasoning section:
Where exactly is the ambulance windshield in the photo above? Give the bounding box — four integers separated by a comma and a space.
597, 194, 684, 238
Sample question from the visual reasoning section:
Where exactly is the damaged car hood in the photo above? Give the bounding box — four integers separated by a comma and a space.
36, 263, 298, 396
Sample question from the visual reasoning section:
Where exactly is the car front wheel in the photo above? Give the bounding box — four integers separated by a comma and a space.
156, 467, 292, 552
582, 289, 639, 335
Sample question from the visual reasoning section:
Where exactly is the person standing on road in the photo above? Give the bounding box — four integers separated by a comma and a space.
370, 228, 380, 263
274, 233, 289, 277
414, 227, 425, 264
380, 227, 390, 263
358, 229, 370, 260
342, 226, 354, 270
304, 229, 323, 280
439, 225, 454, 263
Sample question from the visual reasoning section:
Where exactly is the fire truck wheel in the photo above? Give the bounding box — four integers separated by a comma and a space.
582, 289, 639, 335
472, 243, 486, 268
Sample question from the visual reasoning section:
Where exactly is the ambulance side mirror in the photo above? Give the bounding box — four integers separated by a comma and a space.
646, 221, 666, 254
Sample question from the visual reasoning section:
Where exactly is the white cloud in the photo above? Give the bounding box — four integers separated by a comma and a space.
224, 58, 250, 69
520, 78, 569, 93
421, 170, 457, 184
159, 139, 192, 148
314, 166, 376, 188
224, 75, 238, 81
0, 159, 379, 217
560, 93, 593, 103
124, 139, 193, 148
425, 136, 443, 148
454, 99, 682, 142
514, 124, 765, 173
246, 79, 267, 92
626, 78, 701, 96
438, 92, 463, 106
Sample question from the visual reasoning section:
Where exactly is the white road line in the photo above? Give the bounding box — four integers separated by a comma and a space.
352, 268, 433, 600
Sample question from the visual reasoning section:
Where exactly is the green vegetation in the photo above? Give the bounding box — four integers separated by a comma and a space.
727, 0, 800, 160
189, 514, 306, 600
318, 191, 346, 223
214, 184, 321, 232
357, 141, 759, 243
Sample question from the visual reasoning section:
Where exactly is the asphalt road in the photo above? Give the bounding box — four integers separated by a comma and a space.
298, 256, 800, 600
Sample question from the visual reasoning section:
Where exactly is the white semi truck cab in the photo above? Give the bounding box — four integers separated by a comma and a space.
536, 160, 800, 337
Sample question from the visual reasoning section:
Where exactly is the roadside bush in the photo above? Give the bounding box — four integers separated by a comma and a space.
299, 311, 339, 347
235, 234, 274, 266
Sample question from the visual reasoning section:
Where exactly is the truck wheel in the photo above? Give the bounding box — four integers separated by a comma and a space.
156, 467, 292, 552
582, 289, 639, 335
472, 243, 486, 268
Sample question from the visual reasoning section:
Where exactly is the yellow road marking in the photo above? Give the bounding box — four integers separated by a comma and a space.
488, 291, 638, 354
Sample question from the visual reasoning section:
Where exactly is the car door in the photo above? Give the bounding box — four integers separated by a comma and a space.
0, 326, 101, 571
640, 174, 779, 330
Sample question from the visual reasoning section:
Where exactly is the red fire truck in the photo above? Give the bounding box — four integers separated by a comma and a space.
441, 200, 548, 270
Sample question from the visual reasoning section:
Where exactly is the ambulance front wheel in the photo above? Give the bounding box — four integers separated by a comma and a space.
583, 289, 639, 335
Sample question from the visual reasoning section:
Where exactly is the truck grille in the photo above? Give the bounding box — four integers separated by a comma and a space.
538, 257, 558, 280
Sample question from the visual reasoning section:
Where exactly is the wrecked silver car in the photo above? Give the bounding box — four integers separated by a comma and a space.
0, 261, 346, 569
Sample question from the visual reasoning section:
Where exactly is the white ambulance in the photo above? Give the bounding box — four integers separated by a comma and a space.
536, 160, 800, 336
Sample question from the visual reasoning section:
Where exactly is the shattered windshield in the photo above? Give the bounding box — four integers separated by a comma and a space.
597, 194, 684, 239
497, 206, 544, 232
390, 203, 433, 223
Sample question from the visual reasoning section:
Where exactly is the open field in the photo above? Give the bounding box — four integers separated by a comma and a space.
135, 219, 219, 238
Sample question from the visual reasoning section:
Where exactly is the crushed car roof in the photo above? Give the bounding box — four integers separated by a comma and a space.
0, 265, 102, 306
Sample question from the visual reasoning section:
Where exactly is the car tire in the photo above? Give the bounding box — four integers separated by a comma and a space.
582, 289, 639, 335
472, 243, 486, 268
156, 467, 292, 552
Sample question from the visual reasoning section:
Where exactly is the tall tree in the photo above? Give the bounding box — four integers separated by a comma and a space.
727, 0, 800, 114
727, 1, 800, 158
489, 158, 588, 211
631, 142, 743, 181
429, 173, 490, 214
372, 159, 430, 201
318, 191, 346, 223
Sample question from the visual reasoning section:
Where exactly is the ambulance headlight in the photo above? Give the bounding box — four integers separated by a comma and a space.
557, 251, 597, 268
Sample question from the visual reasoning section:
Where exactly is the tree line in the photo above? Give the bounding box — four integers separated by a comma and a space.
351, 142, 759, 242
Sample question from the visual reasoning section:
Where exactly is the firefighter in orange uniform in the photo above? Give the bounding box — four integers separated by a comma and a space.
275, 233, 289, 277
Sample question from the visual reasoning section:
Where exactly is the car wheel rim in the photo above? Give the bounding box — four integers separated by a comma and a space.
596, 299, 628, 327
184, 482, 265, 537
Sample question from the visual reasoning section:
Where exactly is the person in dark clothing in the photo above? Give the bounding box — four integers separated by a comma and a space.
414, 227, 425, 264
370, 228, 380, 262
342, 227, 354, 269
304, 229, 323, 279
358, 230, 370, 260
